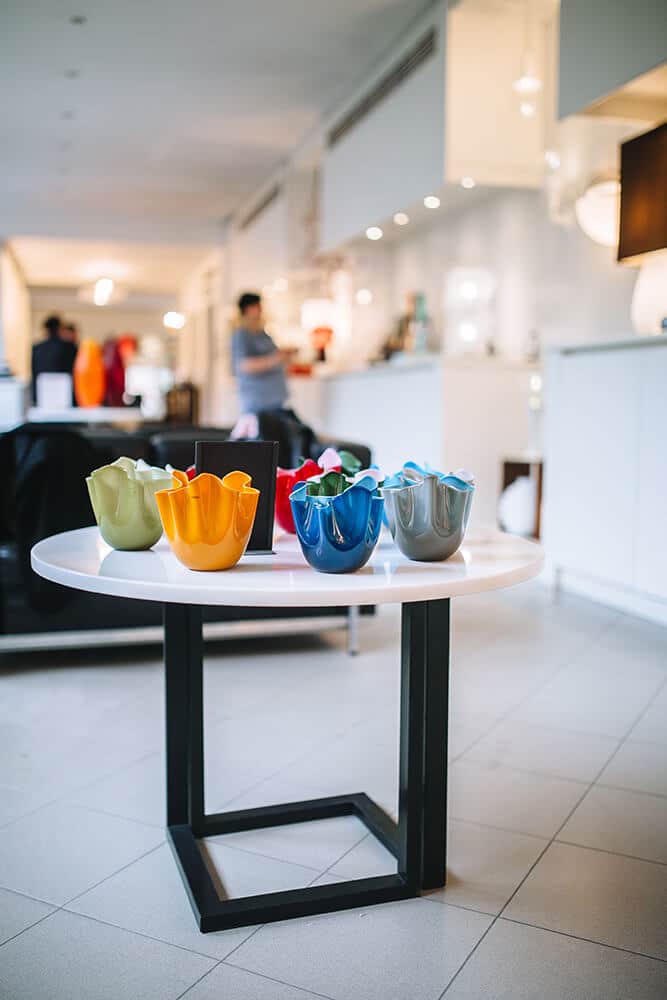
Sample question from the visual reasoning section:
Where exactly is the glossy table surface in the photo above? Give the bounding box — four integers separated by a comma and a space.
31, 526, 543, 608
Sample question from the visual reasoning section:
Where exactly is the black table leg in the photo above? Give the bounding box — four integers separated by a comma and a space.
400, 598, 450, 890
164, 598, 451, 932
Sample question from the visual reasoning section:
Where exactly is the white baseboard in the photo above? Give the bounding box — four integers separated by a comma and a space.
553, 569, 667, 627
0, 615, 349, 653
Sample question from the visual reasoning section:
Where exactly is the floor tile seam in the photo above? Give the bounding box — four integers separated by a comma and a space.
453, 757, 604, 785
50, 800, 166, 830
445, 816, 549, 843
204, 838, 324, 875
447, 626, 614, 764
499, 916, 667, 964
593, 780, 667, 801
313, 829, 376, 881
552, 839, 667, 869
0, 883, 58, 907
0, 751, 162, 832
203, 721, 378, 813
173, 958, 226, 1000
440, 718, 642, 997
222, 957, 340, 1000
53, 748, 161, 801
0, 903, 64, 951
620, 675, 667, 743
57, 905, 224, 963
58, 903, 236, 964
487, 698, 659, 929
61, 841, 166, 908
437, 913, 498, 998
446, 813, 571, 840
419, 894, 497, 918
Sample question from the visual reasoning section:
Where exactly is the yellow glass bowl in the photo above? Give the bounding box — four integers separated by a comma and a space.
155, 471, 259, 571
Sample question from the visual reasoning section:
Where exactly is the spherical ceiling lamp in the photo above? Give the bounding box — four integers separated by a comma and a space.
574, 179, 620, 248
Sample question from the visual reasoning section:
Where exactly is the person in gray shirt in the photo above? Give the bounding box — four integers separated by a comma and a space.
231, 292, 290, 416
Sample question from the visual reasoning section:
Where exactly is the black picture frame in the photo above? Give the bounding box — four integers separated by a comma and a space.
195, 440, 278, 552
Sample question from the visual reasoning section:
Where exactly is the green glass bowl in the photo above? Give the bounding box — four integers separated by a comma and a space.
87, 457, 172, 550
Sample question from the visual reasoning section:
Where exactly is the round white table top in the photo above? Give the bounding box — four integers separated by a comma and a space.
31, 526, 543, 608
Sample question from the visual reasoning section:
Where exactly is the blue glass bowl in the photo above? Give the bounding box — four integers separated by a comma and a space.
290, 477, 384, 573
382, 462, 475, 562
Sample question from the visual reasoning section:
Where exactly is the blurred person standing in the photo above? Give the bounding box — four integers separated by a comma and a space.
231, 291, 293, 437
31, 314, 78, 403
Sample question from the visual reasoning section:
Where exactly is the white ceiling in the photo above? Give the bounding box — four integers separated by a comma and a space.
10, 237, 212, 293
0, 0, 433, 244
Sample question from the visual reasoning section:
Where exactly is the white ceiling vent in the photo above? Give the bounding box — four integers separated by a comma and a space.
327, 27, 437, 148
239, 184, 282, 231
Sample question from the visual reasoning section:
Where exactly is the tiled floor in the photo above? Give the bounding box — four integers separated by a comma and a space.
1, 583, 666, 999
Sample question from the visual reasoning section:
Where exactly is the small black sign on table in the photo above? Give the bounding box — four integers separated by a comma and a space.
195, 439, 278, 553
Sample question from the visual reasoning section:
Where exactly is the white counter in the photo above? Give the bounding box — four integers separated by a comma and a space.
289, 354, 537, 527
289, 357, 444, 477
27, 406, 145, 424
544, 335, 667, 624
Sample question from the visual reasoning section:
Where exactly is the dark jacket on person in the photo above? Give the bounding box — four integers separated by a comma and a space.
31, 337, 78, 403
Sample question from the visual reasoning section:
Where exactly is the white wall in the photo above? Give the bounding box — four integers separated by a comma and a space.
388, 188, 638, 358
559, 0, 667, 117
0, 246, 31, 379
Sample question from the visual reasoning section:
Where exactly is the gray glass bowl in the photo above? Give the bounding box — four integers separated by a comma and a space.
382, 472, 474, 562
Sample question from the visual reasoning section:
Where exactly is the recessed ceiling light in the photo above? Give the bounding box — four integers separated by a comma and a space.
93, 277, 114, 307
544, 149, 561, 170
513, 74, 542, 95
69, 14, 87, 25
355, 288, 373, 306
366, 226, 383, 241
423, 195, 440, 209
460, 176, 476, 189
64, 68, 80, 79
163, 311, 186, 330
519, 101, 536, 118
393, 212, 409, 226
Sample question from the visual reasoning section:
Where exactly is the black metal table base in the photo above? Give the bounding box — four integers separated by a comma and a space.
164, 598, 450, 933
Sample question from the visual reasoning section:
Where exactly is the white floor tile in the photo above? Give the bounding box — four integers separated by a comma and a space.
558, 785, 667, 864
448, 712, 500, 759
505, 842, 667, 959
231, 898, 491, 1000
65, 753, 165, 827
328, 833, 396, 880
187, 963, 324, 1000
0, 887, 54, 946
214, 815, 368, 872
463, 720, 619, 782
512, 659, 664, 739
67, 843, 256, 959
631, 687, 667, 746
599, 739, 667, 797
0, 909, 213, 1000
202, 841, 319, 899
0, 802, 164, 905
449, 760, 585, 838
427, 821, 547, 915
328, 822, 547, 918
445, 918, 667, 1000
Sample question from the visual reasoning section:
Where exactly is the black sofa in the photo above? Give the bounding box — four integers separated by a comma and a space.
0, 422, 372, 645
